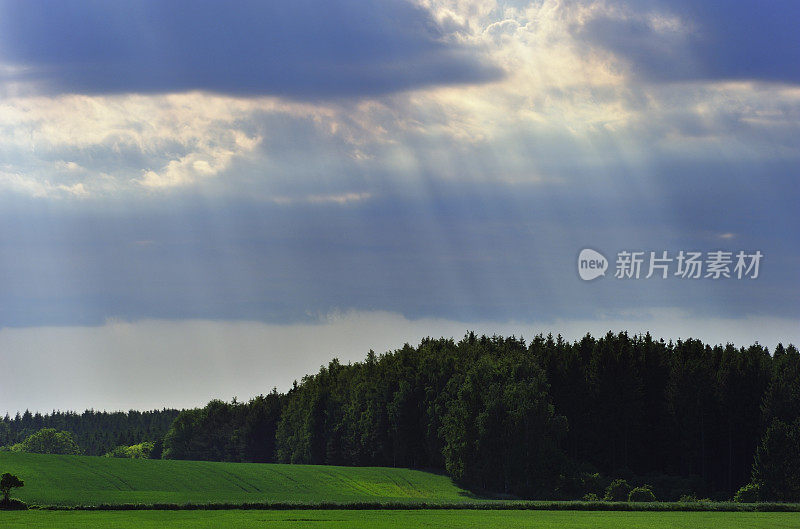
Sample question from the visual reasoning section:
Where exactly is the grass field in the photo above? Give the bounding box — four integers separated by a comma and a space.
0, 452, 478, 506
3, 510, 800, 528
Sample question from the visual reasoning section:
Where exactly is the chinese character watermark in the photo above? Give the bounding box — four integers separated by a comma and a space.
578, 249, 762, 281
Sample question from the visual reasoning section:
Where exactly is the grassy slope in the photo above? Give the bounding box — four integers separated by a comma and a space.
0, 452, 477, 506
3, 510, 800, 529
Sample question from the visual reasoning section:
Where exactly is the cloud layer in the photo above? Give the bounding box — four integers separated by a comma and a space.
0, 0, 501, 98
582, 0, 800, 84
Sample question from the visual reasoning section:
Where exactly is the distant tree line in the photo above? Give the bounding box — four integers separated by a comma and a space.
3, 332, 799, 501
0, 409, 179, 457
5, 428, 82, 455
161, 393, 284, 463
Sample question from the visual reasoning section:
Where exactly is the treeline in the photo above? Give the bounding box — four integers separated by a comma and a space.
4, 332, 799, 501
0, 409, 179, 456
160, 332, 800, 501
162, 393, 284, 463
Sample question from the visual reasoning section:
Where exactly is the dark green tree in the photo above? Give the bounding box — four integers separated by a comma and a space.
0, 473, 24, 504
440, 336, 567, 497
241, 391, 284, 462
13, 428, 81, 455
752, 419, 800, 501
628, 484, 656, 502
761, 345, 800, 426
162, 400, 243, 461
604, 478, 631, 501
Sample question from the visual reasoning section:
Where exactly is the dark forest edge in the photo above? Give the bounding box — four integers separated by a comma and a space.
3, 332, 799, 503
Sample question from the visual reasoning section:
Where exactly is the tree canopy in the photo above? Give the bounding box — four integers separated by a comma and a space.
10, 428, 82, 455
0, 473, 24, 504
159, 332, 798, 501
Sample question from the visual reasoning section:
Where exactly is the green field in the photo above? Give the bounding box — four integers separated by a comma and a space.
2, 510, 800, 529
0, 452, 478, 506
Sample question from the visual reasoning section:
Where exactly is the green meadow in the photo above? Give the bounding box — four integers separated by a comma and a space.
3, 510, 800, 529
0, 452, 478, 507
3, 452, 799, 528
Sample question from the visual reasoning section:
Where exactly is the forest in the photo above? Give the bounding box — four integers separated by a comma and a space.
0, 409, 178, 458
2, 332, 799, 502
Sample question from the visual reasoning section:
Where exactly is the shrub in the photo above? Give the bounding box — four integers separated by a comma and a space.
14, 428, 82, 455
0, 472, 24, 508
582, 492, 600, 501
104, 442, 154, 459
104, 446, 130, 458
734, 482, 761, 503
604, 478, 631, 501
628, 485, 657, 502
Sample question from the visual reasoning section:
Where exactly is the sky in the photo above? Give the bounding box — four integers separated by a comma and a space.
0, 0, 798, 413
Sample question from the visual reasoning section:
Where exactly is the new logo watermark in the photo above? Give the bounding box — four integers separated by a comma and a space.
577, 249, 608, 281
577, 249, 762, 281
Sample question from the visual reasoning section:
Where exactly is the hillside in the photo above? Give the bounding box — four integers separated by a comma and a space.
0, 452, 482, 507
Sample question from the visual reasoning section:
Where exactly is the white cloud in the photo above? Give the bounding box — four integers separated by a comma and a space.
271, 192, 373, 206
139, 131, 261, 189
0, 93, 265, 196
0, 169, 89, 198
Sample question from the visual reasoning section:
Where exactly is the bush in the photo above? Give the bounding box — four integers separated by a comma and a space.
104, 446, 130, 458
734, 482, 761, 503
604, 478, 631, 501
0, 472, 24, 508
628, 485, 657, 502
13, 428, 82, 455
582, 492, 600, 501
104, 442, 154, 459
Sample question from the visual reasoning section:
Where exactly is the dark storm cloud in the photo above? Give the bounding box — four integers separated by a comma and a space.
581, 0, 800, 84
0, 0, 501, 98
